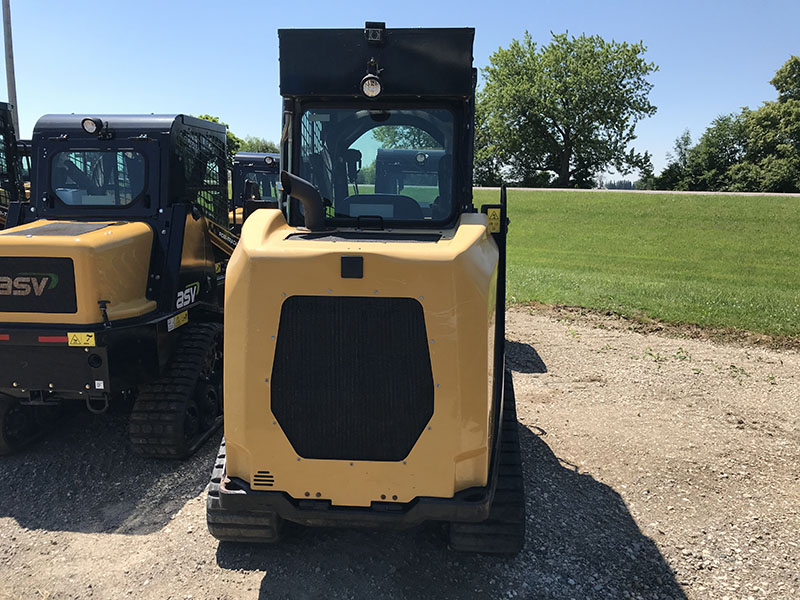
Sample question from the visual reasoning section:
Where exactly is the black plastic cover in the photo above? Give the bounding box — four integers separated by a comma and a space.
279, 27, 475, 97
340, 256, 363, 278
0, 257, 77, 313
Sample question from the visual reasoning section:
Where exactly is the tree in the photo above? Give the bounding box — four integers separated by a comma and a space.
729, 57, 800, 192
652, 130, 691, 190
372, 126, 439, 149
356, 160, 376, 185
240, 136, 279, 154
728, 101, 800, 192
770, 55, 800, 102
473, 101, 503, 186
196, 114, 243, 168
479, 31, 658, 188
685, 112, 748, 191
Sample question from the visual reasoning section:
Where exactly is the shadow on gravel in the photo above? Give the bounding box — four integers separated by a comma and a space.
214, 426, 685, 600
0, 410, 219, 535
507, 340, 548, 374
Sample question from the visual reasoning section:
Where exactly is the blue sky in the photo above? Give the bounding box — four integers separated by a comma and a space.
4, 0, 798, 176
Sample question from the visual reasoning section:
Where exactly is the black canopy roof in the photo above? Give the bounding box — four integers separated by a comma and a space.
32, 114, 226, 138
279, 25, 475, 98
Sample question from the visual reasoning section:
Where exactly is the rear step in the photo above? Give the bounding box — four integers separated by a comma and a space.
206, 439, 283, 543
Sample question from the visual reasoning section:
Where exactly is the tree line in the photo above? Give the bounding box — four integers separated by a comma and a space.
637, 56, 800, 193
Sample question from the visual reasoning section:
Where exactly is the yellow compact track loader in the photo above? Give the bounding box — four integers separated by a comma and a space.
207, 22, 525, 554
0, 114, 242, 457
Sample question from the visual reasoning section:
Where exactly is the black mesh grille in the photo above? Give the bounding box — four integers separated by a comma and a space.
271, 296, 434, 461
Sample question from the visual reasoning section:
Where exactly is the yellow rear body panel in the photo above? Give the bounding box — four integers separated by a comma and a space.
0, 220, 155, 324
224, 209, 498, 507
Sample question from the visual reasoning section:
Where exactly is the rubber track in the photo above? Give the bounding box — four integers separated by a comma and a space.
129, 322, 223, 458
206, 439, 282, 543
448, 369, 526, 554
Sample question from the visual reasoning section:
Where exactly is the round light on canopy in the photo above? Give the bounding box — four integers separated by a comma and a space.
81, 117, 103, 135
361, 74, 382, 98
264, 156, 275, 165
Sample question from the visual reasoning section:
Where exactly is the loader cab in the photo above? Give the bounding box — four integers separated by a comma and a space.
27, 115, 229, 227
279, 22, 476, 230
232, 152, 280, 208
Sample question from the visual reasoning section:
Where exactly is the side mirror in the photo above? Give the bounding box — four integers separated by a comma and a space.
191, 203, 202, 221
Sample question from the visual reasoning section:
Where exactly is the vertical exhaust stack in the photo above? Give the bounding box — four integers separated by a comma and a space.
280, 171, 325, 231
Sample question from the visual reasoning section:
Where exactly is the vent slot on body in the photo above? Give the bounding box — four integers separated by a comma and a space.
271, 295, 434, 462
252, 470, 275, 488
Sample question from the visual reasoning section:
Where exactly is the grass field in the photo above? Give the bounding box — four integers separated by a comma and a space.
473, 189, 800, 336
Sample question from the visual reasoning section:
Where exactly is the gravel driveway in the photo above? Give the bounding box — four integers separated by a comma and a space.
1, 306, 798, 600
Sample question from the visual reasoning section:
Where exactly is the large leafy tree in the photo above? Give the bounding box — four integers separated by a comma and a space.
733, 58, 800, 192
770, 55, 800, 102
479, 31, 658, 187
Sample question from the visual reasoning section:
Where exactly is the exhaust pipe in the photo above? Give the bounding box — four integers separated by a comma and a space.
280, 171, 326, 231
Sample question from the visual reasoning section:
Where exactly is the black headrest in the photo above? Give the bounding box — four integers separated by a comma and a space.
338, 193, 423, 220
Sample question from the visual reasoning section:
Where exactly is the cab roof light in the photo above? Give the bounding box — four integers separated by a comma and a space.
81, 117, 104, 135
361, 74, 382, 98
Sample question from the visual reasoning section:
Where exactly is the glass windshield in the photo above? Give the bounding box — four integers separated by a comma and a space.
242, 169, 279, 202
51, 150, 145, 207
299, 108, 454, 223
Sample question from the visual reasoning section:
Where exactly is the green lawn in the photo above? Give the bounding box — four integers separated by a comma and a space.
473, 189, 800, 336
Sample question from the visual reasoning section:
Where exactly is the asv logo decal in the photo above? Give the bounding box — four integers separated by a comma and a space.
0, 273, 57, 297
176, 282, 200, 309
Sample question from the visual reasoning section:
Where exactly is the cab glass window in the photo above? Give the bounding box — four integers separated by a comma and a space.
51, 150, 145, 206
299, 108, 454, 224
242, 170, 279, 201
